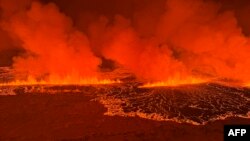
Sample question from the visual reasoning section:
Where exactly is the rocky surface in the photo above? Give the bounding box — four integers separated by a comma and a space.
1, 82, 249, 125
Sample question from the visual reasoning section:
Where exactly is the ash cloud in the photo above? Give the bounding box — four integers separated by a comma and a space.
0, 0, 250, 83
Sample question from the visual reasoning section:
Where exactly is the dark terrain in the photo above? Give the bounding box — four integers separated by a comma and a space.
0, 67, 249, 140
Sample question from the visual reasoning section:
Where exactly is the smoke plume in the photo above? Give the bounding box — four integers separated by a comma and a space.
1, 1, 100, 82
0, 0, 250, 84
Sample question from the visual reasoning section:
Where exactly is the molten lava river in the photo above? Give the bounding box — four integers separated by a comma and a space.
0, 67, 249, 125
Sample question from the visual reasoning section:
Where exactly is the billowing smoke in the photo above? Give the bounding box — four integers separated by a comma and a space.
0, 0, 250, 84
1, 1, 100, 81
89, 0, 250, 83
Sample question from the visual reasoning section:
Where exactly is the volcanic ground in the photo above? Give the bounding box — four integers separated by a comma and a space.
1, 67, 250, 140
0, 66, 250, 126
1, 81, 249, 125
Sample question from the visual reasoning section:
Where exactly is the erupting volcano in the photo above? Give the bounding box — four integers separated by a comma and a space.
0, 0, 250, 140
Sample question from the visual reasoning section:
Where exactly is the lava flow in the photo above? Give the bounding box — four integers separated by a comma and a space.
0, 77, 121, 86
139, 77, 208, 88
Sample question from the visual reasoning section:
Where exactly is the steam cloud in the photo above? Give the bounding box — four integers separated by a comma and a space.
0, 0, 250, 83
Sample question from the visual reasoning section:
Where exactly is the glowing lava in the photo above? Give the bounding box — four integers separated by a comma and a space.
244, 83, 250, 88
0, 76, 121, 86
140, 77, 207, 88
